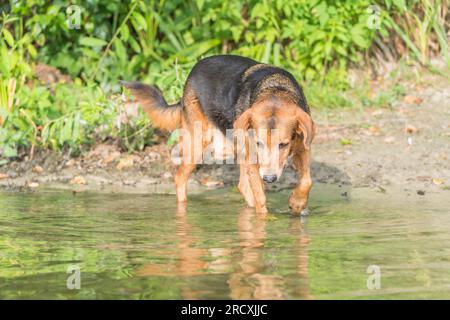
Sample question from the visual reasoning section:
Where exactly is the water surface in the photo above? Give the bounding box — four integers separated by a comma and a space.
1, 186, 450, 299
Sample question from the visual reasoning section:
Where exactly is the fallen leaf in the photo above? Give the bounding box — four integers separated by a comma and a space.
104, 151, 121, 164
70, 176, 86, 185
116, 156, 135, 170
0, 173, 9, 179
384, 136, 396, 143
405, 125, 418, 134
404, 95, 423, 105
65, 159, 76, 167
340, 138, 352, 146
32, 165, 44, 174
28, 182, 39, 188
432, 178, 445, 185
263, 214, 278, 221
200, 178, 224, 188
369, 126, 381, 135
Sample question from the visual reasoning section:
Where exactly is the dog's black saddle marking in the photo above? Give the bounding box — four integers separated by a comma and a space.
185, 55, 309, 133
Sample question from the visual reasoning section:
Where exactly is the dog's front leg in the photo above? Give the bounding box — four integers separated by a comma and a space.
289, 149, 312, 214
238, 164, 255, 207
245, 164, 268, 214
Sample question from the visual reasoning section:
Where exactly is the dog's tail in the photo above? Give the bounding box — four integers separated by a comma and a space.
120, 81, 182, 131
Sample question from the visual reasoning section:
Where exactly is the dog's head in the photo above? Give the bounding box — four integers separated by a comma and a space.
234, 93, 316, 183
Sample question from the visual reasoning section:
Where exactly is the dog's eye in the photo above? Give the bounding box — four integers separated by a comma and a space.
279, 142, 289, 149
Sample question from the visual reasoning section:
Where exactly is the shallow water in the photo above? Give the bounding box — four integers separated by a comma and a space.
1, 186, 450, 299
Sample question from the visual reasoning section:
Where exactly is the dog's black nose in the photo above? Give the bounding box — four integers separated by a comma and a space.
263, 175, 277, 183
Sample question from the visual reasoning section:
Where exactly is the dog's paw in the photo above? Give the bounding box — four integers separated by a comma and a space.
255, 205, 269, 215
288, 195, 308, 215
300, 208, 310, 216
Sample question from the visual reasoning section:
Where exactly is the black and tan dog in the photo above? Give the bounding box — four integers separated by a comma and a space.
121, 55, 316, 214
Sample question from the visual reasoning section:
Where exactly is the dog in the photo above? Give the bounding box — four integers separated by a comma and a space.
121, 55, 316, 214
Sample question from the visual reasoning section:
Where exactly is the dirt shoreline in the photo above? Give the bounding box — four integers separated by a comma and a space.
1, 72, 449, 201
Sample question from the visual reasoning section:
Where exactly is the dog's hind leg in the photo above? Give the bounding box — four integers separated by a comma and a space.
238, 164, 255, 207
175, 163, 197, 203
174, 86, 208, 205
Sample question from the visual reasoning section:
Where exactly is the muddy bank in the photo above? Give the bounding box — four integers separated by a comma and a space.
1, 72, 449, 199
0, 142, 348, 195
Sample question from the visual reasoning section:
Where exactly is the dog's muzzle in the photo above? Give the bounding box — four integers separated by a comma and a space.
262, 174, 277, 183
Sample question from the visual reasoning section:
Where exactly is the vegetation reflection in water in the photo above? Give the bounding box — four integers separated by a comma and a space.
0, 186, 450, 299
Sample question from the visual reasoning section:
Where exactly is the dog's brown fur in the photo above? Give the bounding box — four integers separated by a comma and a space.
122, 55, 316, 214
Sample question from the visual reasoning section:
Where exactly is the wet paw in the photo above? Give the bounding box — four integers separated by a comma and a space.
288, 195, 307, 215
256, 205, 268, 215
300, 208, 310, 216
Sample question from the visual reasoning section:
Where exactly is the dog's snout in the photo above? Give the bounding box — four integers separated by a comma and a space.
263, 174, 277, 183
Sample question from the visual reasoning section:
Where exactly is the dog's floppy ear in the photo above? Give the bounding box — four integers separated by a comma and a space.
295, 109, 316, 150
233, 109, 252, 130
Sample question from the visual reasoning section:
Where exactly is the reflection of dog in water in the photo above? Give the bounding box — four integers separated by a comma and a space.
136, 205, 311, 299
122, 55, 316, 214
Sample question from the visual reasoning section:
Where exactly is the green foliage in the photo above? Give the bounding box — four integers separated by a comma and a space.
5, 0, 377, 84
0, 0, 449, 160
0, 79, 116, 156
375, 0, 450, 67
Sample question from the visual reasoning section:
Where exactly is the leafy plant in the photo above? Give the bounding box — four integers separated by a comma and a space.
0, 0, 449, 160
374, 0, 450, 68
